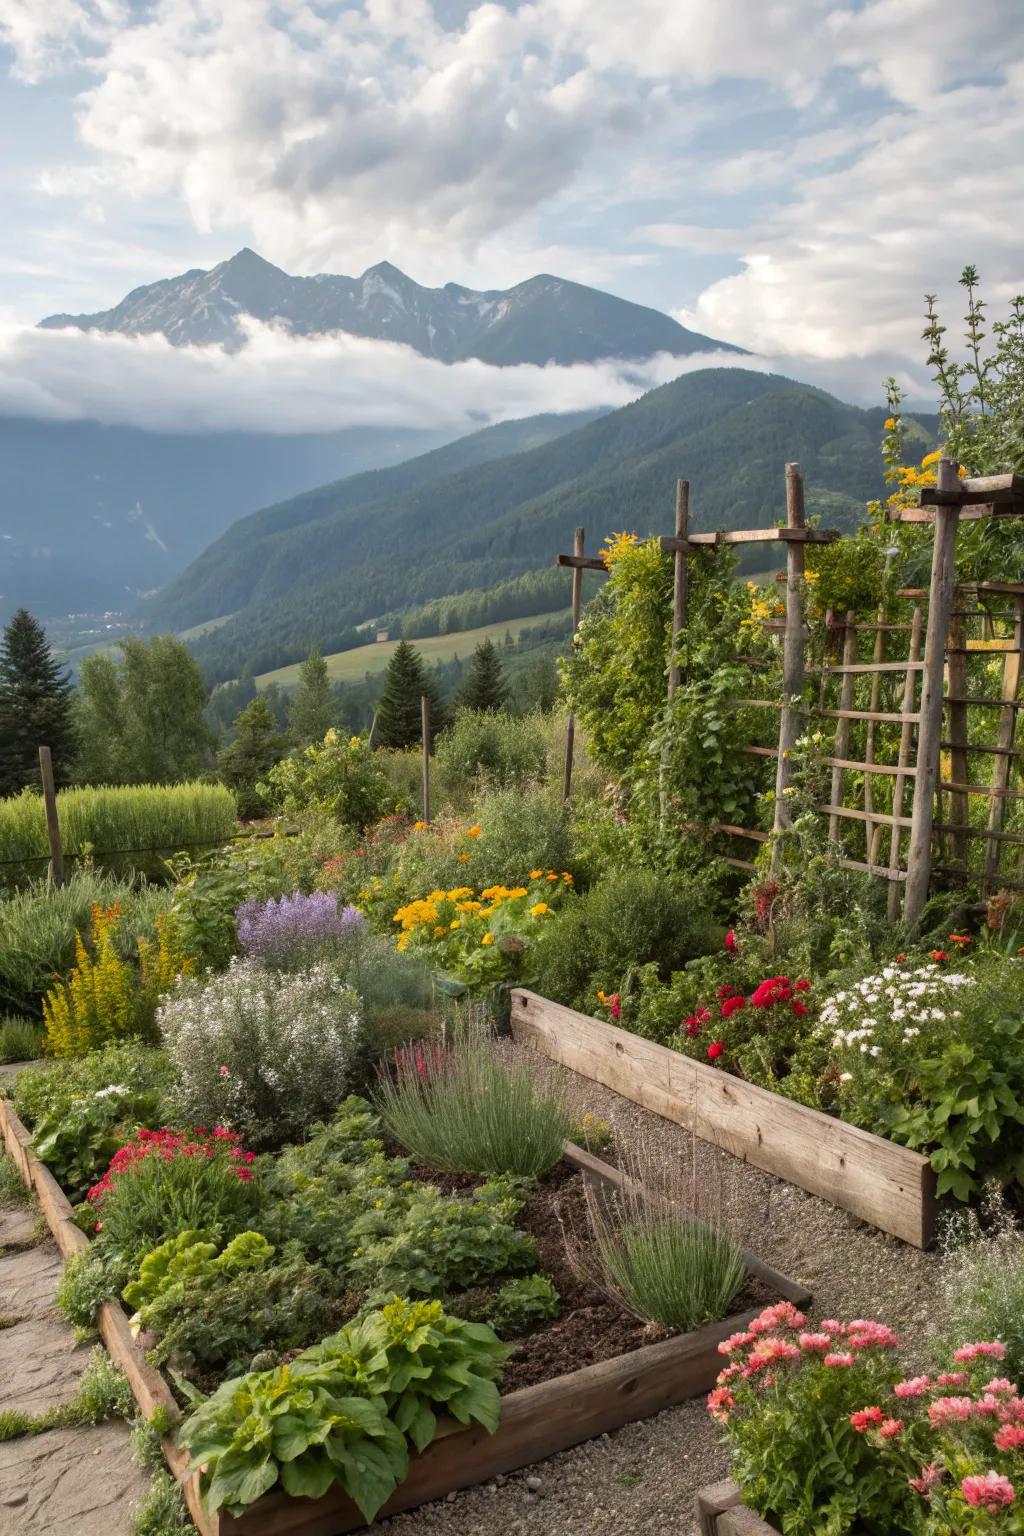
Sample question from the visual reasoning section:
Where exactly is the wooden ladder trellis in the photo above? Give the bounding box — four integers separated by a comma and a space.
557, 462, 1024, 925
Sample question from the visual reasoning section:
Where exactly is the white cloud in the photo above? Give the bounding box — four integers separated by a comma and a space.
0, 317, 757, 434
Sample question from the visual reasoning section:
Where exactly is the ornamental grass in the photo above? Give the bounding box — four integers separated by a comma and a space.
375, 1032, 571, 1178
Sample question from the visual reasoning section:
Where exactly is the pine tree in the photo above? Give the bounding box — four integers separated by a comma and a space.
289, 648, 335, 746
0, 609, 76, 794
218, 695, 288, 818
375, 641, 448, 749
458, 638, 510, 712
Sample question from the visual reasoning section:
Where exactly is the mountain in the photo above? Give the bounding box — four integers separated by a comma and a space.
149, 368, 935, 684
39, 248, 743, 364
0, 411, 602, 624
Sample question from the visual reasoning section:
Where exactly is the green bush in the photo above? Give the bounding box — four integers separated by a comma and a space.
532, 867, 720, 1014
0, 783, 236, 887
488, 1274, 560, 1336
259, 730, 404, 829
14, 1041, 178, 1132
376, 1036, 571, 1178
469, 784, 576, 887
0, 1016, 43, 1062
435, 711, 546, 792
939, 1197, 1024, 1385
0, 869, 170, 1015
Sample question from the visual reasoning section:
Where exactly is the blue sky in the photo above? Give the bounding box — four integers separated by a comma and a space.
0, 0, 1021, 429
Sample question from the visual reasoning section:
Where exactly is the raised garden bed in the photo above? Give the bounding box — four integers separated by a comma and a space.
696, 1480, 775, 1535
0, 1095, 809, 1535
510, 988, 937, 1248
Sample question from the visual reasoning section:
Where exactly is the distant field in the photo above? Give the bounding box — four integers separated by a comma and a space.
177, 612, 238, 641
255, 610, 571, 689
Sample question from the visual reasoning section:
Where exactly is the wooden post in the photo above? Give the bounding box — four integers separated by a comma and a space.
771, 464, 807, 867
983, 594, 1024, 892
367, 710, 379, 751
38, 744, 64, 887
827, 612, 859, 844
562, 527, 585, 805
887, 607, 923, 922
420, 695, 431, 824
945, 613, 970, 868
863, 606, 886, 868
667, 481, 690, 700
904, 459, 962, 927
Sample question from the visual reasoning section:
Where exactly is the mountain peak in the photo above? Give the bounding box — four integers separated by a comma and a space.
218, 248, 283, 277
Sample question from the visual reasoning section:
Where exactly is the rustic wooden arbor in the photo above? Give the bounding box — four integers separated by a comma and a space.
558, 463, 1024, 926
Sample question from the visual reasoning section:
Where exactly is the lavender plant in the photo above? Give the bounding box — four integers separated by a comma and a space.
236, 891, 365, 970
158, 960, 365, 1146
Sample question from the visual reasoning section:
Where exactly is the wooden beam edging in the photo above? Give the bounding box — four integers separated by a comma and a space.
0, 1101, 805, 1536
0, 1096, 213, 1535
696, 1481, 775, 1536
511, 990, 937, 1248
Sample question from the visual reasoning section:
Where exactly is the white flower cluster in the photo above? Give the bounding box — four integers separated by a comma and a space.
158, 957, 363, 1143
818, 963, 975, 1068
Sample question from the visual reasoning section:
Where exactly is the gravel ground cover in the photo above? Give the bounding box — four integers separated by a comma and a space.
372, 1049, 941, 1536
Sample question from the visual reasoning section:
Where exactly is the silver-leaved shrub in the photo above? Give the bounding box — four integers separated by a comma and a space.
158, 959, 364, 1146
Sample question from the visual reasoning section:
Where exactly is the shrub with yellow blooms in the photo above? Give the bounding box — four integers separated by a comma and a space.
43, 903, 193, 1058
390, 871, 573, 989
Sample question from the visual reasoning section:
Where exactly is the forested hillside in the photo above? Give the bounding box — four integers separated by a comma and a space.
155, 369, 934, 683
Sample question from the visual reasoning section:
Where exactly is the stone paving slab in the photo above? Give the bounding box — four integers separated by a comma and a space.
0, 1206, 38, 1251
0, 1422, 150, 1535
0, 1241, 66, 1315
0, 1313, 94, 1414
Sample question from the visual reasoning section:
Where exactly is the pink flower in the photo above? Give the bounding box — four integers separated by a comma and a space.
218, 1065, 231, 1077
984, 1379, 1018, 1396
929, 1396, 974, 1426
750, 1302, 806, 1334
724, 930, 737, 953
820, 1319, 846, 1335
748, 1336, 801, 1368
995, 1425, 1024, 1452
955, 1341, 1007, 1363
716, 1364, 741, 1386
894, 1376, 931, 1398
707, 1041, 725, 1061
937, 1372, 969, 1387
718, 1331, 756, 1355
974, 1395, 1004, 1418
910, 1463, 942, 1495
850, 1406, 885, 1432
707, 1387, 735, 1422
798, 1333, 831, 1353
846, 1320, 899, 1351
879, 1418, 903, 1439
825, 1353, 855, 1368
961, 1472, 1015, 1509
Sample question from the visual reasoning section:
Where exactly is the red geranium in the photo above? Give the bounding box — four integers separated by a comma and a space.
721, 995, 746, 1020
707, 1041, 725, 1061
87, 1126, 255, 1208
724, 930, 738, 953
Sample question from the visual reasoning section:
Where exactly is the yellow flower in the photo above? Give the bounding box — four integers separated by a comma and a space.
562, 872, 574, 884
530, 902, 549, 917
467, 824, 481, 838
601, 530, 639, 568
546, 872, 558, 882
433, 926, 446, 938
481, 933, 494, 946
458, 853, 470, 862
884, 417, 897, 430
450, 919, 461, 930
413, 820, 427, 831
529, 869, 543, 880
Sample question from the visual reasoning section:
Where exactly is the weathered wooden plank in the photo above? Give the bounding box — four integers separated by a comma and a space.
679, 527, 839, 546
771, 464, 808, 862
696, 1481, 744, 1536
827, 612, 858, 844
720, 1508, 777, 1535
510, 990, 936, 1247
554, 552, 607, 571
820, 707, 919, 724
920, 472, 1024, 505
820, 803, 913, 829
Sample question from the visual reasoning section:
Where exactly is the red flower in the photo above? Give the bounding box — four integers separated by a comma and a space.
792, 1000, 808, 1017
721, 995, 746, 1020
724, 930, 737, 953
608, 993, 622, 1022
850, 1406, 884, 1433
684, 1016, 702, 1038
930, 950, 947, 962
717, 984, 738, 1002
707, 1041, 725, 1061
794, 978, 810, 992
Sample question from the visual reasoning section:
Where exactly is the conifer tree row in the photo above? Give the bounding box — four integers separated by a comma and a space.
375, 640, 449, 749
0, 609, 76, 794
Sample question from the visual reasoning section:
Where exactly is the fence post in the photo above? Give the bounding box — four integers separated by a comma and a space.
904, 458, 961, 927
771, 463, 807, 869
667, 480, 690, 700
420, 695, 431, 824
38, 744, 64, 887
562, 527, 585, 805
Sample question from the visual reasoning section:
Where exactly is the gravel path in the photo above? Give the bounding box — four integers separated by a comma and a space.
374, 1053, 942, 1536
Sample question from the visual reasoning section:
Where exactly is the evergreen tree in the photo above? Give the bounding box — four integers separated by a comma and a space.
218, 695, 288, 818
0, 609, 76, 794
458, 638, 510, 712
375, 641, 448, 749
289, 647, 335, 745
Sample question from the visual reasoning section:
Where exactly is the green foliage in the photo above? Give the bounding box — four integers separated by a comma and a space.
376, 1036, 571, 1178
259, 729, 403, 829
487, 1274, 560, 1336
805, 531, 888, 622
593, 1214, 745, 1332
434, 709, 546, 793
939, 1198, 1024, 1389
32, 1081, 165, 1203
0, 1151, 31, 1208
217, 696, 289, 819
457, 639, 510, 712
132, 1471, 192, 1536
288, 648, 336, 746
0, 781, 236, 888
14, 1040, 176, 1125
0, 1016, 43, 1062
375, 640, 449, 750
76, 636, 213, 786
57, 1247, 116, 1331
0, 1348, 134, 1442
924, 269, 1024, 476
469, 783, 574, 886
178, 1298, 509, 1521
0, 608, 76, 796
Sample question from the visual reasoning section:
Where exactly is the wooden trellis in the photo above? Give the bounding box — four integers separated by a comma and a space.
557, 461, 1024, 925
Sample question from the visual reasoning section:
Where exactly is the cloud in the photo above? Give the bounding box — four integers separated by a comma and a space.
0, 317, 758, 434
